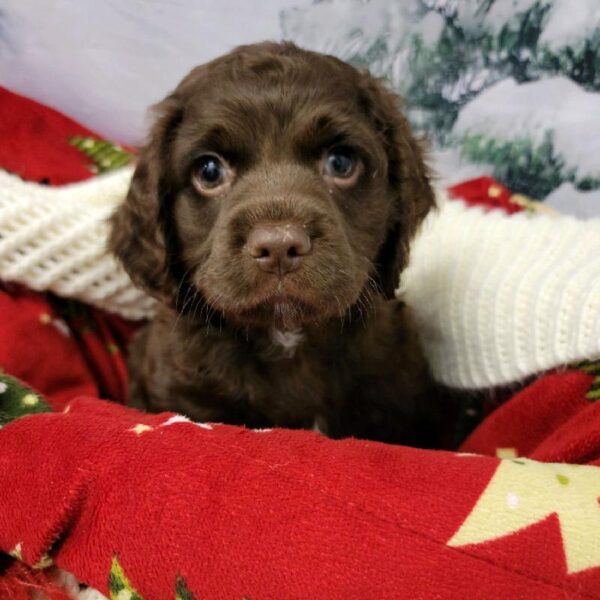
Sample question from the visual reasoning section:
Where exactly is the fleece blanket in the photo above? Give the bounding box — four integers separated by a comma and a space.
0, 367, 600, 600
1, 87, 600, 599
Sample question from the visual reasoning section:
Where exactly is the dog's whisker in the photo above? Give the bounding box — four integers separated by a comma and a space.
365, 276, 381, 316
174, 267, 192, 306
171, 272, 198, 335
202, 291, 226, 335
332, 293, 346, 333
190, 289, 202, 324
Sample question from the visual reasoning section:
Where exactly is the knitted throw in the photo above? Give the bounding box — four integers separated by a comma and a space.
1, 167, 599, 389
0, 167, 154, 321
402, 198, 600, 389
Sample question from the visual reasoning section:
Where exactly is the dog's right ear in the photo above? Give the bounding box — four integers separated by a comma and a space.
108, 95, 183, 302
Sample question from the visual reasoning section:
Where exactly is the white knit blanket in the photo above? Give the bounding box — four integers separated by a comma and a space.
403, 198, 600, 388
1, 167, 599, 389
0, 168, 154, 320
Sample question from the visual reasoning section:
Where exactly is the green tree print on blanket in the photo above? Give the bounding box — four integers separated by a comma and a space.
578, 360, 600, 401
0, 372, 51, 427
110, 557, 197, 600
69, 136, 133, 174
109, 557, 144, 600
176, 576, 197, 600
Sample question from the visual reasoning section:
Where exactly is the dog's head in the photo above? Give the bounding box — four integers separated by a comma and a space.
110, 42, 434, 329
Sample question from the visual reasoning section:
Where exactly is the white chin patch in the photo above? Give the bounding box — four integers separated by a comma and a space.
269, 327, 305, 358
312, 418, 326, 435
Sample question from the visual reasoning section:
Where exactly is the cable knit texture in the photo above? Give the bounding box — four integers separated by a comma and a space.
0, 167, 155, 320
402, 191, 600, 389
1, 168, 599, 388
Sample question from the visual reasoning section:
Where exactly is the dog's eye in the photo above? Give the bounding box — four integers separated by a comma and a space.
322, 147, 362, 187
192, 155, 232, 196
199, 158, 223, 184
325, 149, 355, 178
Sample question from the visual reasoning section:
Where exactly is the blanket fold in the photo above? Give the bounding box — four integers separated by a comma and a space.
1, 386, 600, 599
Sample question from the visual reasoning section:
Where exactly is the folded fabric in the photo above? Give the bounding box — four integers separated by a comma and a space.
0, 86, 98, 186
461, 363, 600, 461
402, 193, 600, 388
0, 86, 134, 185
0, 86, 149, 320
0, 283, 134, 410
0, 167, 152, 321
0, 372, 599, 599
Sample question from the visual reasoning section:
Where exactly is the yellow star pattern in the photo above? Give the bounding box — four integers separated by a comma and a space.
21, 393, 39, 406
9, 542, 22, 560
448, 458, 600, 573
33, 553, 53, 570
129, 423, 153, 435
495, 447, 517, 459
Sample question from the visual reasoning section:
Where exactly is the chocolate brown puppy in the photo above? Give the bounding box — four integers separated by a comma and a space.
109, 41, 440, 445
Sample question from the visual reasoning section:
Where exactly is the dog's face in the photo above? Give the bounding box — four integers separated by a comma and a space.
110, 42, 434, 329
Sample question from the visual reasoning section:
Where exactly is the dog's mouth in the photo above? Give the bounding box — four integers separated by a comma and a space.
238, 293, 319, 328
195, 256, 368, 329
220, 285, 322, 328
198, 276, 331, 329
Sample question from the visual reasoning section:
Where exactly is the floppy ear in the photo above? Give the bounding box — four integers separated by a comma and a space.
108, 96, 183, 303
360, 76, 436, 299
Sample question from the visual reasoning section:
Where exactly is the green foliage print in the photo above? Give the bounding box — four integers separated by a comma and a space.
0, 372, 51, 427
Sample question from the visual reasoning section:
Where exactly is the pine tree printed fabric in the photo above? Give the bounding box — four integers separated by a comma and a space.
175, 575, 197, 600
0, 372, 52, 427
1, 387, 599, 597
281, 0, 600, 216
69, 135, 133, 174
579, 360, 600, 401
109, 558, 197, 600
109, 557, 144, 600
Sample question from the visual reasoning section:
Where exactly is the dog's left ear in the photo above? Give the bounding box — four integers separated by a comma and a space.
359, 76, 436, 299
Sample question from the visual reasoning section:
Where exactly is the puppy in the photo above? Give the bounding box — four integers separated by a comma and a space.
109, 42, 440, 446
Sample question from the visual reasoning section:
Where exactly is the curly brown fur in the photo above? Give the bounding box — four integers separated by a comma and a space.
109, 42, 441, 446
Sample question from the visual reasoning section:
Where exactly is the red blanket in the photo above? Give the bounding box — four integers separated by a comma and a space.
1, 86, 599, 599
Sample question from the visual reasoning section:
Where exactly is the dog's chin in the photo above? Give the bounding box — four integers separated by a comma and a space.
201, 286, 343, 330
236, 296, 321, 329
196, 271, 366, 330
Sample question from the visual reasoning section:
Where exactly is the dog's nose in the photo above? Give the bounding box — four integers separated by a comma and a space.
246, 224, 311, 275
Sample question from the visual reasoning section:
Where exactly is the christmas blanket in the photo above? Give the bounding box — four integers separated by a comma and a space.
1, 88, 600, 598
1, 367, 599, 600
